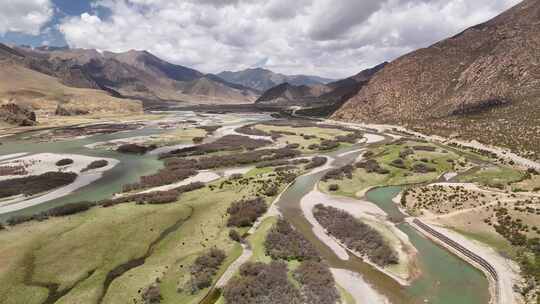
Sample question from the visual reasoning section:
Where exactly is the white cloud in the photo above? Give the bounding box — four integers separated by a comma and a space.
59, 0, 521, 78
0, 0, 53, 35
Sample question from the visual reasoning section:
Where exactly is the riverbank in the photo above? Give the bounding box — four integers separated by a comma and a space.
301, 186, 418, 286
0, 153, 118, 214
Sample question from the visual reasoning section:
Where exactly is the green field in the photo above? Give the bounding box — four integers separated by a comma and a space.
254, 124, 353, 153
320, 140, 461, 197
457, 166, 527, 188
0, 169, 287, 304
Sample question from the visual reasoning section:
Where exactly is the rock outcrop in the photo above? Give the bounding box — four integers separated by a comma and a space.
0, 103, 36, 126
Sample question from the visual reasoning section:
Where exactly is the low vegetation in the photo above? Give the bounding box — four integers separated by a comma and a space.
313, 204, 398, 267
81, 159, 108, 172
183, 248, 226, 294
117, 143, 156, 154
162, 135, 271, 158
223, 261, 302, 304
264, 219, 319, 261
55, 158, 74, 166
227, 197, 268, 227
0, 171, 77, 199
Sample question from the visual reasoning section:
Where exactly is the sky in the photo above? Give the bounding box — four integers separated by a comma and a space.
0, 0, 522, 78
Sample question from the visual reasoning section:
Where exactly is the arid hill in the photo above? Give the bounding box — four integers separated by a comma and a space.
256, 63, 386, 115
333, 0, 540, 160
218, 67, 334, 91
0, 44, 142, 126
13, 46, 258, 104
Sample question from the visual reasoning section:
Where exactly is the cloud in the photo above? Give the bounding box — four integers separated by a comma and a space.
0, 0, 54, 35
59, 0, 521, 78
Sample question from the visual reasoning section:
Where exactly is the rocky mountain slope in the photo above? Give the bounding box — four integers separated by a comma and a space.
0, 44, 142, 126
13, 46, 258, 104
255, 63, 387, 115
333, 0, 540, 160
217, 68, 334, 91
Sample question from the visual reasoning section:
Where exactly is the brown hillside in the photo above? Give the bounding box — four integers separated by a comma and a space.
333, 0, 540, 159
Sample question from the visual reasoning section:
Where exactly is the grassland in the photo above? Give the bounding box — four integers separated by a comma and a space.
0, 166, 289, 304
320, 140, 462, 197
457, 166, 527, 188
254, 124, 353, 152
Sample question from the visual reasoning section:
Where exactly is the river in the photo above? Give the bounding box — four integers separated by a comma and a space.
0, 111, 490, 303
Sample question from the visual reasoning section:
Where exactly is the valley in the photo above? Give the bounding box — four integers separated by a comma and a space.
0, 1, 539, 303
1, 109, 537, 304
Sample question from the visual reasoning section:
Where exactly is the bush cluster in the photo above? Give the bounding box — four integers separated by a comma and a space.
55, 158, 74, 166
141, 284, 162, 304
356, 159, 390, 174
103, 182, 205, 207
412, 163, 436, 173
227, 197, 267, 227
313, 204, 398, 266
265, 219, 319, 261
293, 260, 339, 304
322, 165, 354, 181
186, 248, 226, 294
81, 160, 108, 172
223, 261, 302, 304
123, 168, 198, 192
0, 165, 27, 176
6, 201, 95, 226
0, 171, 77, 199
305, 156, 327, 170
162, 135, 271, 158
117, 143, 156, 154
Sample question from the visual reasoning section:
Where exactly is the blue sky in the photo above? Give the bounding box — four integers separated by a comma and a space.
0, 0, 522, 77
0, 0, 96, 47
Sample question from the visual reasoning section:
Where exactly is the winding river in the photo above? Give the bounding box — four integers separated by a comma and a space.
276, 138, 490, 304
0, 111, 490, 303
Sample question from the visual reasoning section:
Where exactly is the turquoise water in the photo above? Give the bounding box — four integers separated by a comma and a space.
366, 187, 490, 304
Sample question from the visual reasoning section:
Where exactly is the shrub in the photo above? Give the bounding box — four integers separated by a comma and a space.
227, 197, 267, 227
235, 125, 272, 137
322, 165, 354, 181
142, 284, 162, 304
399, 148, 414, 158
293, 260, 339, 304
163, 135, 271, 158
192, 137, 204, 143
187, 248, 226, 294
313, 204, 398, 267
328, 184, 339, 191
55, 158, 74, 166
197, 125, 220, 134
356, 159, 389, 174
223, 261, 301, 304
117, 143, 155, 154
412, 163, 436, 173
318, 140, 339, 151
0, 172, 77, 199
47, 201, 95, 216
390, 158, 407, 169
81, 160, 108, 172
265, 219, 319, 261
305, 156, 327, 170
229, 229, 243, 243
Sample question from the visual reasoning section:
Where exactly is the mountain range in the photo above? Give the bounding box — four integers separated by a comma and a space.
255, 62, 387, 116
217, 68, 335, 91
333, 0, 540, 160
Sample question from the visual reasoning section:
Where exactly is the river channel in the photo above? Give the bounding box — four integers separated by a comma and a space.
0, 111, 490, 303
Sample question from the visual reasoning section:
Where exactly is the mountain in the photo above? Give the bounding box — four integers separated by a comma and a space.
217, 68, 335, 91
14, 46, 258, 104
255, 63, 387, 115
333, 0, 540, 160
0, 43, 142, 126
